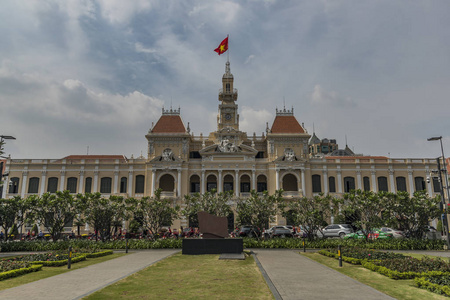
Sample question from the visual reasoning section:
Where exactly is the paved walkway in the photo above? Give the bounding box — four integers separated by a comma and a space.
252, 249, 395, 300
0, 249, 179, 300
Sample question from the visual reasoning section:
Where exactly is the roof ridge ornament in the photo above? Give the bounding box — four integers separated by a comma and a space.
162, 106, 181, 115
275, 106, 294, 116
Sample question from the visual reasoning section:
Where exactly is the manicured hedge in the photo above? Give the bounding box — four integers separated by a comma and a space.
0, 264, 42, 281
361, 260, 450, 280
30, 254, 86, 267
318, 249, 364, 265
0, 238, 445, 252
85, 250, 113, 258
415, 276, 450, 297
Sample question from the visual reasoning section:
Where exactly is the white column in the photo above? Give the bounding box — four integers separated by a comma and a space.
93, 170, 99, 193
301, 169, 306, 196
356, 170, 362, 190
218, 170, 223, 193
389, 169, 395, 193
201, 170, 205, 194
371, 170, 377, 192
78, 169, 85, 194
59, 169, 66, 191
252, 169, 256, 191
113, 170, 119, 194
276, 169, 280, 190
408, 169, 414, 196
151, 170, 156, 196
177, 168, 182, 197
323, 167, 328, 194
21, 170, 28, 197
235, 170, 239, 197
426, 167, 433, 195
2, 162, 10, 197
128, 169, 133, 196
337, 170, 342, 193
39, 169, 47, 196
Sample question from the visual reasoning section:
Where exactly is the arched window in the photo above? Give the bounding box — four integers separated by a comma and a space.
190, 175, 200, 193
85, 177, 92, 193
343, 177, 355, 193
100, 177, 112, 193
158, 174, 174, 192
240, 175, 251, 193
396, 177, 407, 192
257, 175, 267, 192
282, 174, 298, 191
378, 176, 388, 192
28, 177, 39, 194
223, 175, 234, 192
47, 177, 58, 193
226, 83, 230, 92
328, 176, 336, 193
9, 177, 19, 194
67, 177, 77, 193
414, 176, 426, 192
206, 175, 217, 192
135, 175, 145, 193
120, 177, 127, 193
312, 175, 322, 193
363, 176, 370, 191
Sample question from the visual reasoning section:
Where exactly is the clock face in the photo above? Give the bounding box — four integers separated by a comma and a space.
225, 113, 232, 121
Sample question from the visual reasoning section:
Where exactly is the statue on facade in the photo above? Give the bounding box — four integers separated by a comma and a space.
217, 136, 239, 152
284, 148, 296, 161
162, 148, 174, 161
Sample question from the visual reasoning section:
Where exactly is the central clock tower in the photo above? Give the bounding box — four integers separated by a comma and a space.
217, 61, 239, 131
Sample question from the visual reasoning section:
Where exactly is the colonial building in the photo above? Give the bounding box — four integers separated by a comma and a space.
2, 62, 442, 230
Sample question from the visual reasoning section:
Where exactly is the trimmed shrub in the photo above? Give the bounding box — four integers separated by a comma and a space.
0, 264, 42, 281
415, 275, 450, 296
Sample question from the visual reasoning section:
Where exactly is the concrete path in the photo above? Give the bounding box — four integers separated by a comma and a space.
252, 249, 395, 300
0, 249, 179, 300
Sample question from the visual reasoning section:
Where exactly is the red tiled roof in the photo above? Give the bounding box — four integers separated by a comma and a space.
151, 115, 186, 133
271, 116, 305, 133
63, 155, 126, 160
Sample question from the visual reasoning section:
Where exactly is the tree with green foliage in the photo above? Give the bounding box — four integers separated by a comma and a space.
340, 190, 385, 239
131, 189, 180, 239
26, 191, 81, 241
236, 190, 283, 231
382, 190, 441, 239
0, 196, 29, 241
279, 193, 341, 240
182, 190, 232, 227
79, 193, 128, 241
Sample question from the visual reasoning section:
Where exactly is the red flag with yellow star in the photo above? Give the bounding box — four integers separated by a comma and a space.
214, 37, 228, 55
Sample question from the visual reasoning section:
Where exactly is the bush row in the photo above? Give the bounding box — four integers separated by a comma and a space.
30, 254, 87, 267
0, 264, 42, 281
415, 276, 450, 296
85, 250, 113, 258
0, 238, 445, 252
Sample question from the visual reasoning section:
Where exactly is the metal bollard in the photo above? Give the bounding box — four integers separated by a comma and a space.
68, 246, 72, 269
126, 237, 129, 253
338, 245, 342, 267
303, 239, 306, 252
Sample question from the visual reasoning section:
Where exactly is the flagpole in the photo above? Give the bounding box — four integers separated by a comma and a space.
227, 34, 229, 63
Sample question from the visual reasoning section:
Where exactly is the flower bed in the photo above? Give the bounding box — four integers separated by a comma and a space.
0, 260, 32, 272
318, 248, 406, 265
2, 251, 87, 267
415, 275, 450, 296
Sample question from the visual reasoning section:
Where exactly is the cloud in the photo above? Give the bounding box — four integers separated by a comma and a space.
96, 0, 152, 24
244, 55, 255, 64
135, 42, 157, 54
239, 106, 273, 135
310, 84, 356, 108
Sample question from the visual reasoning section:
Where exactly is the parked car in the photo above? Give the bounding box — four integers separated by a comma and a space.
317, 224, 354, 238
380, 227, 404, 239
239, 225, 261, 237
264, 226, 289, 237
270, 227, 294, 238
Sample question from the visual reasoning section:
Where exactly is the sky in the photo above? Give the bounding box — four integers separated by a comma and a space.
1, 1, 450, 160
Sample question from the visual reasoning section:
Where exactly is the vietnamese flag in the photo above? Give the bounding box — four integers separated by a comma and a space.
214, 37, 228, 55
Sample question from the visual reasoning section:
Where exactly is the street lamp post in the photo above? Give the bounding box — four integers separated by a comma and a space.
0, 135, 16, 198
428, 136, 450, 249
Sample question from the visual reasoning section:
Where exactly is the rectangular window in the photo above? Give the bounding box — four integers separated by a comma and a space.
207, 182, 217, 192
223, 182, 233, 192
135, 175, 145, 193
312, 175, 322, 193
363, 177, 370, 191
414, 177, 426, 192
85, 177, 92, 193
120, 177, 127, 193
47, 177, 58, 193
67, 177, 77, 193
241, 182, 251, 193
100, 177, 112, 193
28, 177, 39, 194
377, 176, 388, 192
433, 177, 441, 193
328, 177, 336, 193
257, 182, 267, 192
396, 177, 407, 192
344, 177, 355, 192
190, 182, 200, 193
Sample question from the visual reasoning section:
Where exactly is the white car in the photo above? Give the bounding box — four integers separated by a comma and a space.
380, 227, 404, 239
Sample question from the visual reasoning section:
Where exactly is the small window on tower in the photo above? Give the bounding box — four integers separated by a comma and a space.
226, 83, 230, 92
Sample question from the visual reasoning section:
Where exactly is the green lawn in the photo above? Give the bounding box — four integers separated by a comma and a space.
301, 252, 448, 300
85, 253, 274, 300
0, 253, 126, 290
